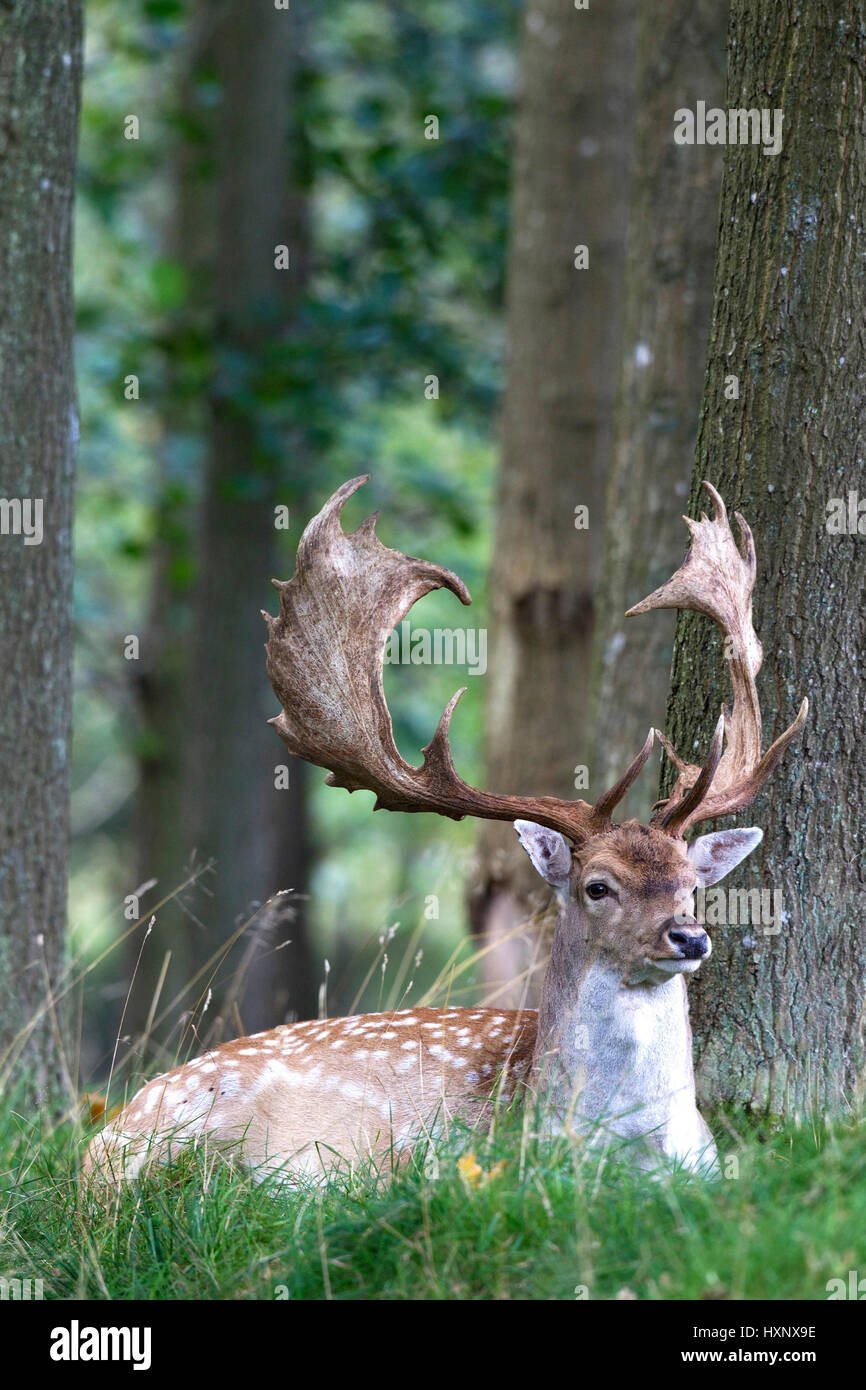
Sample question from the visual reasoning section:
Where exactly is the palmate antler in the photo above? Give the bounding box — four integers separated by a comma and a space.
627, 481, 809, 836
263, 476, 654, 845
265, 477, 806, 846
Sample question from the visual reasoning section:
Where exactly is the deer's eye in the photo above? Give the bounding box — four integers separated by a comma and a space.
585, 882, 609, 900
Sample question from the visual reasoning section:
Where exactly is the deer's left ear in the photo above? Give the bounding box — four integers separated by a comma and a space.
514, 820, 572, 890
687, 828, 763, 887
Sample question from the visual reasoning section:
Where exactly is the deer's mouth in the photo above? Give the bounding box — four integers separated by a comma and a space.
655, 937, 712, 973
654, 955, 706, 975
631, 943, 710, 984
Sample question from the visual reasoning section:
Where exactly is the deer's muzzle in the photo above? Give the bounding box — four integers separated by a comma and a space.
662, 919, 710, 960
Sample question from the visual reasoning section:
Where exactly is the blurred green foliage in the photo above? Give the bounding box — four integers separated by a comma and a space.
71, 0, 520, 1058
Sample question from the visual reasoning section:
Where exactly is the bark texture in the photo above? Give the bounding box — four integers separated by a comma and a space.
0, 2, 83, 1104
664, 1, 866, 1115
590, 0, 728, 823
470, 0, 637, 1004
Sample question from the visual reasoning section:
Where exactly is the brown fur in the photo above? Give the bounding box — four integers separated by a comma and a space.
564, 821, 698, 977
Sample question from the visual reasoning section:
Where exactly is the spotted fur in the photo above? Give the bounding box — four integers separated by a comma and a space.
82, 1008, 535, 1185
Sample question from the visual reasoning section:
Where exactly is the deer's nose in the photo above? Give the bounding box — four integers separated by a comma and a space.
663, 921, 710, 960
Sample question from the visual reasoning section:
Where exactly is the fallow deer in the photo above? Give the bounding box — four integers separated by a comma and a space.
83, 477, 807, 1186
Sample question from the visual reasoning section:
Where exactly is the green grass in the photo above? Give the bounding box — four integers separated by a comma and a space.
1, 1101, 863, 1300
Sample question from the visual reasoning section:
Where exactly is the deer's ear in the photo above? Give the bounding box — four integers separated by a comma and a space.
514, 821, 572, 890
687, 828, 763, 887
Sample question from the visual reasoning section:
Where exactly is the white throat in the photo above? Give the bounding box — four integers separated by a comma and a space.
534, 957, 717, 1175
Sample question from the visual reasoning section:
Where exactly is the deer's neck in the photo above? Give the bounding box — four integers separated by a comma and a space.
532, 922, 714, 1173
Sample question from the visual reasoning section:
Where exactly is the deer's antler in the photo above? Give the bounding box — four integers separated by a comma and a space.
264, 476, 654, 844
627, 481, 808, 837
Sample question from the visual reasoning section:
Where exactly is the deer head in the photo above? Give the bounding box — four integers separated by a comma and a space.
514, 817, 765, 987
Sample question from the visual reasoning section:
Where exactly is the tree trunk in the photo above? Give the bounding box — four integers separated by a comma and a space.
664, 0, 866, 1116
470, 0, 637, 1005
184, 1, 315, 1038
0, 1, 83, 1105
590, 0, 728, 824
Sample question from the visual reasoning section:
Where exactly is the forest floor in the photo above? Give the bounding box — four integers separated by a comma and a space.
1, 1102, 863, 1300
